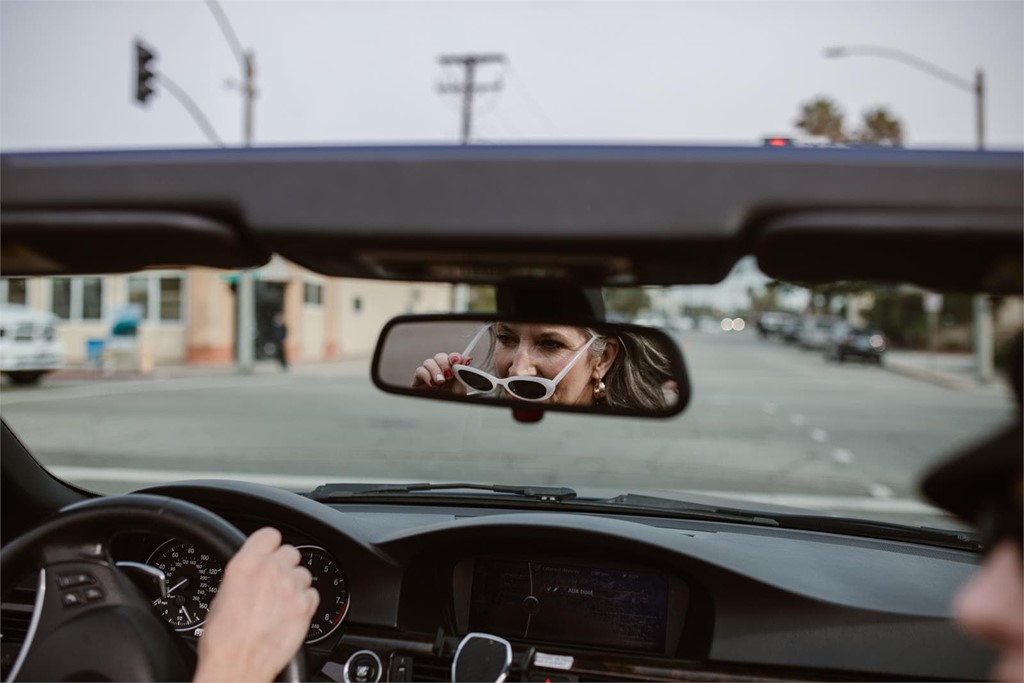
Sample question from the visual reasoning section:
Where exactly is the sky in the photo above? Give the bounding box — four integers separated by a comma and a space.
1, 0, 1022, 151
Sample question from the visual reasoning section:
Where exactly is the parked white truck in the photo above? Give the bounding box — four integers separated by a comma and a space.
0, 304, 64, 384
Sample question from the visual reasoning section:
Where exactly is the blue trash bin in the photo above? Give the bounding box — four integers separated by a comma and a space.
85, 338, 106, 368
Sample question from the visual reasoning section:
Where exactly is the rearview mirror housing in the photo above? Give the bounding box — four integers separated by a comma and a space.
371, 314, 690, 418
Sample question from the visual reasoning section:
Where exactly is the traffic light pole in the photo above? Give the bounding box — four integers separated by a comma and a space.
234, 49, 257, 373
204, 0, 258, 373
153, 74, 224, 147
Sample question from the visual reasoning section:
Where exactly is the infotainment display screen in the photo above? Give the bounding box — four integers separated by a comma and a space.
468, 558, 669, 653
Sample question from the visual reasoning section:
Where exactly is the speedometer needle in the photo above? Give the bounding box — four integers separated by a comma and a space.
167, 579, 188, 595
181, 606, 195, 622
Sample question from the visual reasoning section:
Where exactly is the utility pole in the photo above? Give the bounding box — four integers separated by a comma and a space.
437, 53, 506, 311
206, 0, 259, 373
437, 53, 506, 145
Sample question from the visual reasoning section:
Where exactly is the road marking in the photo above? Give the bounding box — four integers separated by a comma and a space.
869, 483, 895, 499
832, 448, 854, 464
810, 428, 829, 443
48, 465, 406, 491
789, 414, 806, 427
0, 376, 295, 405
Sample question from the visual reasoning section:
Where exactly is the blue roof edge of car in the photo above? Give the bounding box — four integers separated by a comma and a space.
2, 143, 1022, 167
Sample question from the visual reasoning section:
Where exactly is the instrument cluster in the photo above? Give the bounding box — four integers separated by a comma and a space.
146, 540, 350, 644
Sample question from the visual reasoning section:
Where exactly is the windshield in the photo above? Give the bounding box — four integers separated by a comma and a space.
2, 1, 1022, 533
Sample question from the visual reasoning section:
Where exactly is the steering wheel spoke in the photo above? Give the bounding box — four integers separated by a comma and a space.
9, 554, 192, 682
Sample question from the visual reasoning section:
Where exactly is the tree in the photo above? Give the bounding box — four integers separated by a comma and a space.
856, 107, 903, 146
795, 97, 846, 143
794, 97, 905, 146
603, 288, 651, 318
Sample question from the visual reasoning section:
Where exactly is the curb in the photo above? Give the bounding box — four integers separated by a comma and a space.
883, 361, 977, 390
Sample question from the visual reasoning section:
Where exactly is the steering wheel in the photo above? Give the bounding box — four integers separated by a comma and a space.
0, 494, 305, 682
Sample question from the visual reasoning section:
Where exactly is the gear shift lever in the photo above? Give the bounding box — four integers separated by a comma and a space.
451, 633, 512, 683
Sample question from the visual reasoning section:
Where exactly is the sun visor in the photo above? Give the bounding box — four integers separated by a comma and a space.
754, 209, 1024, 294
0, 210, 270, 276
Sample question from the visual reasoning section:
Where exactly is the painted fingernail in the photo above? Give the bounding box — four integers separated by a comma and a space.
444, 370, 452, 379
435, 373, 445, 383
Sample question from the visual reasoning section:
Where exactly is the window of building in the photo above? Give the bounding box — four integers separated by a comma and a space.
1, 278, 28, 306
49, 277, 103, 321
128, 275, 150, 319
304, 282, 323, 306
81, 277, 103, 320
127, 272, 184, 322
159, 277, 182, 320
51, 278, 72, 320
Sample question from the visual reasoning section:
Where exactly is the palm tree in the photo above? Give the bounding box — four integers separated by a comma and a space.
855, 107, 903, 146
795, 97, 846, 143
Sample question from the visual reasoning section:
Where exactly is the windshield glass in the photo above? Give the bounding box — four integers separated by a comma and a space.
2, 1, 1022, 533
3, 267, 1020, 529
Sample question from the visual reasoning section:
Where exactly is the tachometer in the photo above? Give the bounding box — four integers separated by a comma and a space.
298, 545, 350, 643
147, 540, 223, 632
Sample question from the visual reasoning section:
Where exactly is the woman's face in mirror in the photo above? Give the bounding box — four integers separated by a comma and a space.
492, 323, 614, 405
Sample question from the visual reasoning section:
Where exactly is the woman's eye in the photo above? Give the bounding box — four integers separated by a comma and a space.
539, 340, 566, 350
496, 334, 517, 346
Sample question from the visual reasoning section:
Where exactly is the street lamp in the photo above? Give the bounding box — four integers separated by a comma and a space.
824, 44, 993, 382
206, 0, 259, 373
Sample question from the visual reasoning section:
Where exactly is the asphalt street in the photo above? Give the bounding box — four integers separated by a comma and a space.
2, 331, 1016, 521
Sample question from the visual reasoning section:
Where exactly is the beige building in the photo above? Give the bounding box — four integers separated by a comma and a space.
0, 257, 451, 368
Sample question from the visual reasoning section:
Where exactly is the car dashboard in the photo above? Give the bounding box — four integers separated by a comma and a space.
2, 479, 993, 682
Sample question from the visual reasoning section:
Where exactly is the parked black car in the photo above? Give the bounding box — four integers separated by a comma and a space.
826, 323, 888, 363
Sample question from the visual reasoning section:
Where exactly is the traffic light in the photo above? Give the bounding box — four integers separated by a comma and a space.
134, 40, 157, 104
762, 137, 795, 147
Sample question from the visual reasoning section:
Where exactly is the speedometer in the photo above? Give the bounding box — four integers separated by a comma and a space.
147, 540, 223, 631
298, 545, 350, 643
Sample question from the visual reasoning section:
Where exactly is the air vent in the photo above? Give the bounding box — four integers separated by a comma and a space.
409, 655, 531, 683
1, 580, 38, 644
0, 605, 32, 643
0, 589, 36, 681
409, 655, 451, 682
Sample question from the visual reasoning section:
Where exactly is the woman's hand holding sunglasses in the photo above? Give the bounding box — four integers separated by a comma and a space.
412, 352, 473, 393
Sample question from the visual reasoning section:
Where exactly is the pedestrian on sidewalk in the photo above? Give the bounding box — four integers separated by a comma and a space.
272, 312, 288, 370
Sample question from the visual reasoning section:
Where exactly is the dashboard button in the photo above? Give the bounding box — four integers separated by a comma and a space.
61, 591, 84, 607
342, 650, 382, 683
58, 573, 94, 588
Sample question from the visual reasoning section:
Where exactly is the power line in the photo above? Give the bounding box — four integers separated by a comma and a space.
505, 62, 557, 137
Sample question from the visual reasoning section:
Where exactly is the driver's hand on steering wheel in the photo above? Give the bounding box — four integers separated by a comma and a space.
193, 527, 319, 683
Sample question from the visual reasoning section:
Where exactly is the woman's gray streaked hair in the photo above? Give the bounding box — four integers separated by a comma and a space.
589, 329, 673, 411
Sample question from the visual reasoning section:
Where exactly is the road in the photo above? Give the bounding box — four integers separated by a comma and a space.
2, 331, 1015, 520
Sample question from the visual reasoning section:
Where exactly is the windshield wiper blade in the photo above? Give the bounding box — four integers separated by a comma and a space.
599, 494, 981, 549
770, 514, 982, 551
309, 482, 577, 503
595, 493, 780, 525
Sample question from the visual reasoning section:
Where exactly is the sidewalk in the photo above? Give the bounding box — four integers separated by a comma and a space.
884, 350, 987, 390
48, 355, 371, 382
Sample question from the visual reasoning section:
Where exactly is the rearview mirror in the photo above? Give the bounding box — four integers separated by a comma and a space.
372, 315, 689, 418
